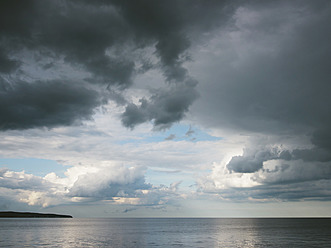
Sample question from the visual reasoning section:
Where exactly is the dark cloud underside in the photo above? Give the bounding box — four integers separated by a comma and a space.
0, 80, 101, 130
0, 0, 234, 130
121, 78, 199, 129
187, 0, 331, 178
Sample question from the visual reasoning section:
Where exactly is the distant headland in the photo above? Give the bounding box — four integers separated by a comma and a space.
0, 211, 73, 218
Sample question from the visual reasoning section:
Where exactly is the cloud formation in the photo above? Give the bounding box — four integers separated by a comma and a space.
121, 78, 199, 129
0, 0, 234, 130
190, 0, 331, 202
1, 0, 331, 213
0, 80, 102, 130
0, 164, 182, 209
192, 0, 331, 135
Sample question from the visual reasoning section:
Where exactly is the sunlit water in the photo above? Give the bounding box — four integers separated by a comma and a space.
1, 218, 331, 247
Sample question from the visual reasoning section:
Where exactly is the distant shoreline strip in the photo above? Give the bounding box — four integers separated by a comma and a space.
0, 211, 72, 218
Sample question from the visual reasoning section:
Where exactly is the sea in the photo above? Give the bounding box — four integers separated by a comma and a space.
1, 218, 331, 247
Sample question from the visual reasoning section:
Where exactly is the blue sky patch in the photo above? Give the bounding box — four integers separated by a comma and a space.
0, 158, 68, 177
118, 124, 221, 144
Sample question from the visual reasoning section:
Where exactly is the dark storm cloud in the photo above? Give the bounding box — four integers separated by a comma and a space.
312, 129, 331, 151
0, 80, 102, 130
0, 0, 36, 37
195, 0, 331, 135
121, 78, 199, 129
227, 150, 276, 173
112, 0, 235, 78
255, 162, 331, 185
292, 148, 331, 163
189, 0, 331, 180
0, 0, 235, 130
0, 0, 135, 87
227, 145, 331, 174
0, 48, 20, 73
289, 129, 331, 163
37, 2, 135, 88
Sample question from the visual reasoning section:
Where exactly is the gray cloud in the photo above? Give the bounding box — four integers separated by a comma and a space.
165, 134, 176, 141
112, 0, 235, 80
312, 129, 331, 151
0, 80, 102, 130
3, 0, 328, 133
255, 161, 331, 185
289, 128, 331, 163
200, 160, 331, 201
220, 180, 331, 202
0, 0, 235, 130
227, 145, 331, 174
2, 0, 331, 205
0, 48, 20, 73
227, 146, 292, 173
1, 0, 134, 87
121, 78, 199, 129
185, 126, 194, 137
193, 0, 331, 136
190, 0, 331, 198
292, 148, 331, 163
227, 141, 331, 174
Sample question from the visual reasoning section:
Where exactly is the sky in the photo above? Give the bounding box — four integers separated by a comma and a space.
1, 0, 331, 217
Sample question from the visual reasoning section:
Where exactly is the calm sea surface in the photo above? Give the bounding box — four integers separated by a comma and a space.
1, 218, 331, 247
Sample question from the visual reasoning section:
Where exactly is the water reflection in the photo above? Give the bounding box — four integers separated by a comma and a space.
198, 218, 259, 247
1, 218, 331, 247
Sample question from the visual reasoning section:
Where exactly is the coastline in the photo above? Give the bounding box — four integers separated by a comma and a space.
0, 211, 72, 218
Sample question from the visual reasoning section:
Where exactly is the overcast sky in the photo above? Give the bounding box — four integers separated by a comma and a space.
1, 0, 331, 217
